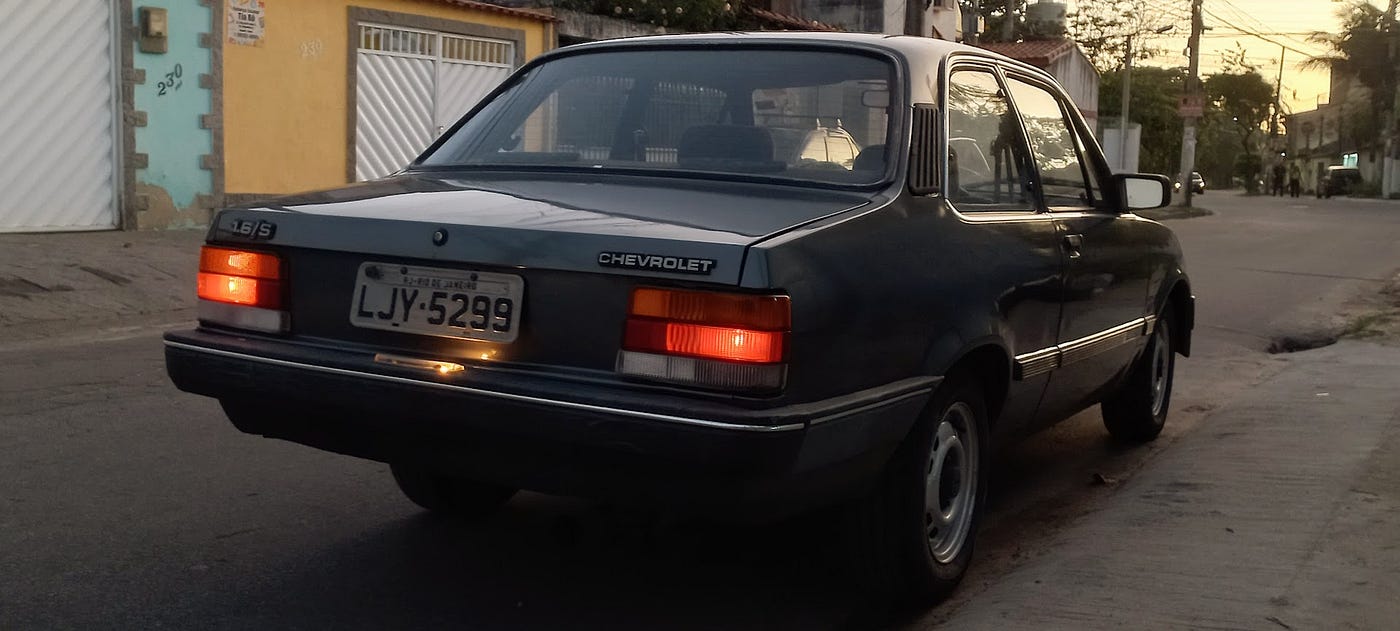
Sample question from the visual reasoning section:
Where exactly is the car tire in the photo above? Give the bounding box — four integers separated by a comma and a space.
1101, 306, 1175, 443
390, 464, 517, 518
843, 377, 989, 607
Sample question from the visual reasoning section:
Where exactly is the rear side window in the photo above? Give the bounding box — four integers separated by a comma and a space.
1003, 75, 1100, 209
944, 69, 1035, 212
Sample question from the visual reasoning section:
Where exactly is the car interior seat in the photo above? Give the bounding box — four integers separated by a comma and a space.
677, 125, 776, 167
853, 144, 886, 173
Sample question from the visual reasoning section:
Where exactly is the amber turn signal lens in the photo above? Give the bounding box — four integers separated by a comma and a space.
197, 272, 281, 309
200, 246, 280, 280
630, 287, 790, 330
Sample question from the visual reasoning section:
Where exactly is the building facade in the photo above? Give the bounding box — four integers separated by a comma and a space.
0, 0, 553, 233
1284, 74, 1389, 195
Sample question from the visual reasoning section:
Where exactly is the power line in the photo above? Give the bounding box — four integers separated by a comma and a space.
1200, 7, 1326, 58
1213, 0, 1326, 52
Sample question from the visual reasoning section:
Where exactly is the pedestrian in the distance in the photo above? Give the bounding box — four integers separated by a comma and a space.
1288, 165, 1301, 198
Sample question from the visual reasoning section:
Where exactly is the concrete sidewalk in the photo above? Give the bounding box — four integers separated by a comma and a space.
927, 340, 1400, 630
0, 229, 204, 344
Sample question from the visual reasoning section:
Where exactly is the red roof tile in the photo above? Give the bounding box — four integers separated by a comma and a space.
974, 39, 1078, 67
744, 6, 840, 32
426, 0, 559, 23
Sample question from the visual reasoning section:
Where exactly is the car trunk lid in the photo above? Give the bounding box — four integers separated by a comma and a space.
206, 172, 872, 375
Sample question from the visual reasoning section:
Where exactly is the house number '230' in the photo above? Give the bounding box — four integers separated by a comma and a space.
157, 64, 183, 96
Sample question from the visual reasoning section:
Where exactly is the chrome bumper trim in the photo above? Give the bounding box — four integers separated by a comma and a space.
165, 340, 812, 433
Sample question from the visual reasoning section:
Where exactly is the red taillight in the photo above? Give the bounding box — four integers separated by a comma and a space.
619, 287, 790, 390
196, 246, 283, 310
624, 288, 789, 363
623, 319, 785, 363
196, 272, 281, 308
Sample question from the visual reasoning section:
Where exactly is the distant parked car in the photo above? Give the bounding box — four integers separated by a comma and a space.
1173, 171, 1205, 195
1320, 166, 1363, 198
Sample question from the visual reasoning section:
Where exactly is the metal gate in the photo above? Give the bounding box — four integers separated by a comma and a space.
0, 0, 119, 232
355, 24, 514, 181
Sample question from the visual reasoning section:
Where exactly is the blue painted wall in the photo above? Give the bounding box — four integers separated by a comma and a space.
133, 1, 213, 224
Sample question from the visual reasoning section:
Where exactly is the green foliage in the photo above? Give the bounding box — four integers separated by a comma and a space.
1098, 66, 1185, 175
959, 0, 1027, 42
1233, 151, 1263, 194
1195, 107, 1245, 189
1306, 2, 1399, 122
1188, 69, 1275, 191
558, 0, 740, 31
1204, 70, 1275, 153
1066, 0, 1175, 73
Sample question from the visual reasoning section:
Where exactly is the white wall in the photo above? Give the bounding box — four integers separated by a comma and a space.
1099, 124, 1141, 173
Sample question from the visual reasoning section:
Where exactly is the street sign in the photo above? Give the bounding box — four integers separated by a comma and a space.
1179, 93, 1204, 118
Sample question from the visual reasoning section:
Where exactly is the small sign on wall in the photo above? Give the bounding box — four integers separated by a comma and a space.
227, 0, 265, 46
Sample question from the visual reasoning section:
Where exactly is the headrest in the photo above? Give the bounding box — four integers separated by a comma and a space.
853, 144, 886, 172
677, 125, 775, 164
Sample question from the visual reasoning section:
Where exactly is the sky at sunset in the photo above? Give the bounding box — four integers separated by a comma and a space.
1065, 0, 1389, 114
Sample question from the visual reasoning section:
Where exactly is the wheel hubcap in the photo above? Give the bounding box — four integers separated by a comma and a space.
1149, 324, 1171, 417
925, 402, 978, 564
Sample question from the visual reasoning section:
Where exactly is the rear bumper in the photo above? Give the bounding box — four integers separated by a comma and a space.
164, 329, 935, 519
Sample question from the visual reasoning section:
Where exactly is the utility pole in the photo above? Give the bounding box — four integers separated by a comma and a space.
1002, 0, 1016, 41
1119, 24, 1175, 173
1384, 0, 1398, 198
969, 0, 981, 44
1178, 0, 1204, 207
1120, 35, 1133, 172
1269, 45, 1285, 142
904, 0, 925, 36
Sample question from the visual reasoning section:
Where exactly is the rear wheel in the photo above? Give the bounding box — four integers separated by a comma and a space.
844, 377, 989, 607
390, 464, 517, 518
1102, 307, 1175, 443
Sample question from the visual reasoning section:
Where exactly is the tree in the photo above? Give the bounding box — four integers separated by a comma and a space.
959, 0, 1027, 43
1203, 70, 1275, 193
1098, 66, 1185, 175
557, 0, 741, 31
1066, 0, 1176, 73
1305, 1, 1399, 133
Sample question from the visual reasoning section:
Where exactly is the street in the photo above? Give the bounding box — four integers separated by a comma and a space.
3, 192, 1400, 629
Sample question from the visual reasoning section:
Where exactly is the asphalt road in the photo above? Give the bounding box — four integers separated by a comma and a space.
2, 192, 1398, 629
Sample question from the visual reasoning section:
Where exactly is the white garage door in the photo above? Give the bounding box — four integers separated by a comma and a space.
355, 24, 515, 181
0, 0, 119, 232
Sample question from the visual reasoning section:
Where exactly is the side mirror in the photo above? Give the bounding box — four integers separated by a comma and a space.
1114, 173, 1172, 210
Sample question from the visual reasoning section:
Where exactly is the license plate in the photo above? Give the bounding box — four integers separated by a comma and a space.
349, 262, 524, 343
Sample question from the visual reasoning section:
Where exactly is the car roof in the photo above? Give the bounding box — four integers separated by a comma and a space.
561, 31, 964, 55
544, 32, 1056, 105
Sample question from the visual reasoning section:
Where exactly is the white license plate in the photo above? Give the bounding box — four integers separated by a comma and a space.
349, 262, 524, 343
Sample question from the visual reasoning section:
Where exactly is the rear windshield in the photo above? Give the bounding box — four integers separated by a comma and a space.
420, 48, 896, 186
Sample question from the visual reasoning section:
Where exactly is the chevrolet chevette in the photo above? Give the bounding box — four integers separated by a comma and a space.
166, 32, 1193, 605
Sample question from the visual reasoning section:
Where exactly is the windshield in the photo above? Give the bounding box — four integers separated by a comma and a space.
420, 48, 896, 186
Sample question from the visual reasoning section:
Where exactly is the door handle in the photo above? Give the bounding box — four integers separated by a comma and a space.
1063, 234, 1083, 259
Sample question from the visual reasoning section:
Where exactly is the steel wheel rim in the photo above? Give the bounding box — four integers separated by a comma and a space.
1149, 323, 1171, 417
925, 402, 978, 564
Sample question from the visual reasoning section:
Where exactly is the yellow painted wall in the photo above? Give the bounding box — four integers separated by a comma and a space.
223, 0, 551, 194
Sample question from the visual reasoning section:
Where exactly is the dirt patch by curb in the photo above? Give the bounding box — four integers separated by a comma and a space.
1339, 271, 1400, 346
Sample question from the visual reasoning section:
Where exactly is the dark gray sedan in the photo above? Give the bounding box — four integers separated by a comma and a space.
166, 32, 1193, 606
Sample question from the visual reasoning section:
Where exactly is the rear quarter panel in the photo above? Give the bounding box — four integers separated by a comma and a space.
750, 195, 1062, 422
